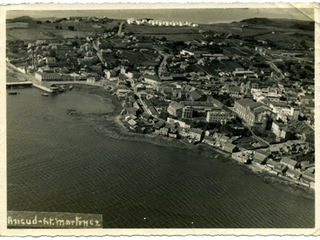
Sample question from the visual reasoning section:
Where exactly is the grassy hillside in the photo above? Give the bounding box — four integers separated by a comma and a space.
240, 18, 314, 31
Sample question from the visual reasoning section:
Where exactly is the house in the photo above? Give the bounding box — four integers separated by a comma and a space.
141, 112, 152, 121
189, 90, 204, 101
147, 105, 159, 117
202, 136, 215, 146
300, 162, 315, 171
300, 172, 315, 183
271, 121, 292, 141
189, 128, 204, 142
160, 127, 170, 136
266, 159, 288, 174
285, 169, 301, 180
205, 129, 219, 137
167, 101, 184, 118
45, 57, 57, 66
220, 135, 230, 143
167, 118, 191, 129
144, 75, 161, 85
280, 157, 298, 170
253, 149, 269, 164
221, 142, 238, 153
128, 119, 137, 126
154, 120, 165, 129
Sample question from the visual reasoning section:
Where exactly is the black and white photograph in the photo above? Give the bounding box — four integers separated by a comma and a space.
2, 3, 318, 234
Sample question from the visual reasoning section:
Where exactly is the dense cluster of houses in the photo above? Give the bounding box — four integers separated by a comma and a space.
8, 18, 314, 189
127, 18, 198, 27
232, 139, 314, 188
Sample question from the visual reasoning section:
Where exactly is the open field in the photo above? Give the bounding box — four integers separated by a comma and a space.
6, 27, 96, 41
121, 50, 158, 64
125, 24, 197, 34
6, 22, 29, 28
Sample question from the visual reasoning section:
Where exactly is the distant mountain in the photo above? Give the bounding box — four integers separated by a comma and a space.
7, 16, 35, 23
240, 17, 314, 31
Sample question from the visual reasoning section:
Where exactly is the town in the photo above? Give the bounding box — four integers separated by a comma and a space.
6, 15, 315, 189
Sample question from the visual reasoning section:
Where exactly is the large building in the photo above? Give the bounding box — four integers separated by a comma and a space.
35, 72, 62, 81
206, 109, 236, 123
234, 99, 272, 129
182, 107, 193, 118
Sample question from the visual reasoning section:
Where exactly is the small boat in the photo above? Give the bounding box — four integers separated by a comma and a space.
41, 92, 49, 96
8, 85, 18, 95
69, 85, 73, 90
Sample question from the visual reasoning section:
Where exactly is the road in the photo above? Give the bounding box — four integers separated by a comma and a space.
158, 51, 171, 77
267, 60, 285, 79
117, 21, 126, 36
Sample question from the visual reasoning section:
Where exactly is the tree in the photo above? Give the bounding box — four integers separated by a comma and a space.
68, 26, 75, 31
160, 36, 167, 42
71, 41, 79, 47
46, 20, 51, 23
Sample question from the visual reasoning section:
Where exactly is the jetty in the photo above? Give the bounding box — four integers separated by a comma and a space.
6, 82, 33, 88
32, 82, 53, 92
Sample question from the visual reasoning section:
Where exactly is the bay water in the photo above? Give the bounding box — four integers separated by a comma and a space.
7, 87, 314, 228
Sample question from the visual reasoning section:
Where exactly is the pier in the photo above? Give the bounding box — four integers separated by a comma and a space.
6, 82, 33, 88
32, 82, 53, 92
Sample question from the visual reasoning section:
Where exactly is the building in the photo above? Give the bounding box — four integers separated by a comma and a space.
221, 142, 238, 153
271, 121, 291, 141
266, 159, 288, 174
280, 157, 298, 170
285, 169, 301, 180
35, 72, 62, 81
182, 107, 193, 118
189, 128, 204, 142
144, 74, 161, 85
202, 136, 215, 146
206, 109, 236, 124
234, 99, 271, 129
167, 118, 191, 128
253, 149, 269, 164
167, 101, 184, 118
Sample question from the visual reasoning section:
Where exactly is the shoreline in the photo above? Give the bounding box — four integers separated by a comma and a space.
6, 67, 315, 200
73, 84, 314, 200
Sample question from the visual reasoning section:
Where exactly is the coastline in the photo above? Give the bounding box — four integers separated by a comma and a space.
73, 84, 314, 200
6, 65, 315, 200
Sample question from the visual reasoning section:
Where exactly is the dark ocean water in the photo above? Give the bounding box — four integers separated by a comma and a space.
7, 87, 314, 228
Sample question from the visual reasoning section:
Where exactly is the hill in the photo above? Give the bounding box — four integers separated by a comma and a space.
7, 16, 35, 23
240, 18, 314, 31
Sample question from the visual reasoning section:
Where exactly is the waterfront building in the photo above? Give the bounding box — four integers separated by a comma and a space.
189, 128, 204, 142
285, 169, 301, 180
35, 71, 62, 81
280, 157, 298, 170
221, 142, 238, 153
253, 149, 269, 164
202, 136, 215, 146
266, 159, 288, 174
